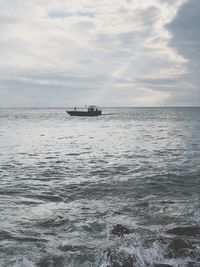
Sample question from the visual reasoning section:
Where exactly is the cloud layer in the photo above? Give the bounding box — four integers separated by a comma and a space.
0, 0, 199, 106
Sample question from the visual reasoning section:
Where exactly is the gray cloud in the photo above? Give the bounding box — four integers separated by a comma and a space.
165, 0, 200, 105
168, 0, 200, 70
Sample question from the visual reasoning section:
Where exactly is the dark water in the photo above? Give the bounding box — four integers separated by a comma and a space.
0, 108, 199, 267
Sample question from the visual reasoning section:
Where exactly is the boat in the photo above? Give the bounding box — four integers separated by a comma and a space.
66, 105, 102, 117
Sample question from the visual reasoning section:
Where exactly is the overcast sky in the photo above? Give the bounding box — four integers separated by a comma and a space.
0, 0, 199, 107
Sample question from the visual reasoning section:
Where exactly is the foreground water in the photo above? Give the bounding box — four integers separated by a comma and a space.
0, 107, 199, 267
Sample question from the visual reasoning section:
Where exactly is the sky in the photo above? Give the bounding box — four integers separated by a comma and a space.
0, 0, 199, 107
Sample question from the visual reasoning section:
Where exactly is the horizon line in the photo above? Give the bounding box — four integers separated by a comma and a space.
0, 106, 200, 109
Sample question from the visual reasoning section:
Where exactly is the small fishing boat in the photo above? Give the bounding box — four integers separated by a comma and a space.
67, 105, 102, 117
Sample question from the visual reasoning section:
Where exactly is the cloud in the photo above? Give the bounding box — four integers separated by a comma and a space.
167, 0, 200, 75
0, 0, 199, 106
165, 0, 200, 105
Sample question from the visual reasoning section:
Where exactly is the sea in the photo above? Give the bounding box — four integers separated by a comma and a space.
0, 107, 199, 267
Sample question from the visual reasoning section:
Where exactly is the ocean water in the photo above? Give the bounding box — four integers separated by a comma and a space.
0, 107, 199, 267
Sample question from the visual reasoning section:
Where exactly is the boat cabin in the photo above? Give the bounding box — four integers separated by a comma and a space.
88, 105, 98, 112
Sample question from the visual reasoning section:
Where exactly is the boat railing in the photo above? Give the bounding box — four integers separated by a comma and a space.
71, 106, 100, 112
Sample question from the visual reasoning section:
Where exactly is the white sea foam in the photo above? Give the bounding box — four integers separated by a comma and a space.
12, 258, 36, 267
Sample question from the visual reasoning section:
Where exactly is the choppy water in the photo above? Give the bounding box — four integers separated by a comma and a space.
0, 107, 199, 267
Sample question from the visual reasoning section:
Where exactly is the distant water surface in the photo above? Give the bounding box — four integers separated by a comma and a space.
0, 108, 199, 266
